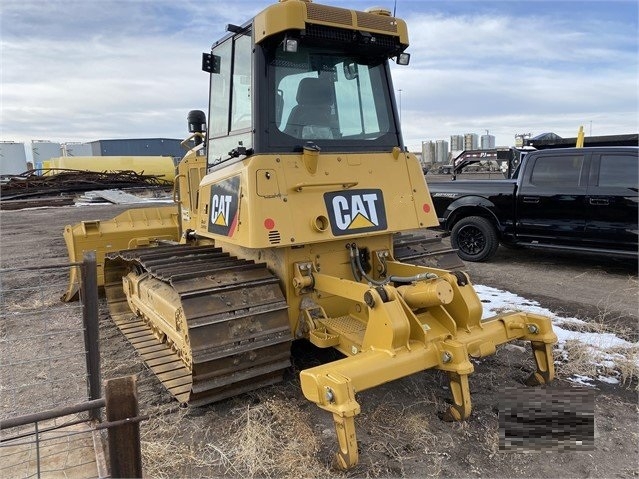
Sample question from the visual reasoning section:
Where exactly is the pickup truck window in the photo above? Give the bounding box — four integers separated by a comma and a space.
598, 154, 638, 188
530, 155, 585, 187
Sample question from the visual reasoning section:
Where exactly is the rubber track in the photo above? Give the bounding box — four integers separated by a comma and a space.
104, 245, 292, 406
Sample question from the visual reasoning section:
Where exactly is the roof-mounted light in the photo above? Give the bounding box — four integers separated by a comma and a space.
397, 52, 410, 66
283, 36, 299, 53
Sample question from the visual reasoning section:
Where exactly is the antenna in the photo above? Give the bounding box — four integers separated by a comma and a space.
393, 0, 397, 17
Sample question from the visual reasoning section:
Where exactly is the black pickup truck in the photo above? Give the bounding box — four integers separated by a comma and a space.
427, 147, 638, 261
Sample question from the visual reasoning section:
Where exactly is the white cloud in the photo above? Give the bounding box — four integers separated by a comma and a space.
393, 11, 638, 148
0, 0, 637, 152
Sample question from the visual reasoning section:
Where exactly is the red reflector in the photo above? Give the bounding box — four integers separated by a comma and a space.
423, 204, 431, 213
264, 218, 275, 230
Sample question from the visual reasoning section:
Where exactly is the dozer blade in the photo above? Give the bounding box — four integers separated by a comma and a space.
104, 245, 292, 406
62, 206, 179, 301
393, 230, 465, 270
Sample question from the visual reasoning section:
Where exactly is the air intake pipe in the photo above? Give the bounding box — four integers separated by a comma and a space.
187, 110, 207, 146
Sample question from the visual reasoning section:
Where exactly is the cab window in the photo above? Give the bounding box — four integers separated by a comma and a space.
598, 154, 638, 189
208, 32, 253, 165
273, 46, 391, 142
530, 155, 585, 187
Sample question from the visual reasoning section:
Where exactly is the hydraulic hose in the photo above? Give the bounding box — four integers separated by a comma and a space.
347, 245, 362, 282
348, 243, 437, 286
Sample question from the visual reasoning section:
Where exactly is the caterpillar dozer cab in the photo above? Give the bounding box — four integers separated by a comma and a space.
63, 0, 556, 469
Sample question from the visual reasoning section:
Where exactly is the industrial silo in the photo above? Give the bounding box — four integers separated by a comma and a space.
464, 133, 479, 150
435, 140, 449, 163
31, 140, 62, 173
421, 141, 436, 166
481, 131, 496, 150
450, 135, 464, 151
0, 142, 28, 176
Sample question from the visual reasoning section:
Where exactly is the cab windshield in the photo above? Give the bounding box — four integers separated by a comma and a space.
268, 43, 399, 151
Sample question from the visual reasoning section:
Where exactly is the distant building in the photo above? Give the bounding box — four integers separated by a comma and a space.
450, 135, 464, 151
0, 141, 28, 175
481, 133, 495, 150
421, 141, 436, 166
435, 140, 449, 163
464, 133, 479, 151
90, 138, 183, 160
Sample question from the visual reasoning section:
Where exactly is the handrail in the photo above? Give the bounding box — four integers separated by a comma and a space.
293, 181, 358, 192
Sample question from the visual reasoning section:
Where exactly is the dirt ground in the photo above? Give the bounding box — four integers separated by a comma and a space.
1, 203, 637, 478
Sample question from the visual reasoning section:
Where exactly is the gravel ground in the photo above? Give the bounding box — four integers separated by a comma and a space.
1, 203, 637, 478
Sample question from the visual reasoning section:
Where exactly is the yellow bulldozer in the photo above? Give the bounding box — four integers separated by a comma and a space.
63, 0, 556, 469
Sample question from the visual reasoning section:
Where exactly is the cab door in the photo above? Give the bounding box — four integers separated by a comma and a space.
584, 150, 638, 251
516, 151, 590, 244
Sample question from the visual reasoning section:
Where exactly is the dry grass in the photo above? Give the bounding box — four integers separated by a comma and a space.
141, 404, 216, 478
216, 396, 332, 478
607, 347, 639, 387
556, 340, 600, 378
140, 395, 332, 479
359, 398, 449, 477
551, 293, 639, 389
555, 338, 638, 389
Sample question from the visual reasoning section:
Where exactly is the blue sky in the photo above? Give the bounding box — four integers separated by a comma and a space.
1, 0, 637, 153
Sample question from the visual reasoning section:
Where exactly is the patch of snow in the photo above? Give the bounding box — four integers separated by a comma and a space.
475, 284, 572, 320
596, 360, 618, 369
74, 202, 112, 207
553, 317, 588, 326
553, 326, 634, 349
474, 284, 638, 385
567, 375, 595, 387
596, 376, 620, 384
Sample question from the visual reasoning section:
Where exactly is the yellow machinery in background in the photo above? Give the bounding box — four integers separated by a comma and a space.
576, 126, 585, 147
63, 0, 556, 469
43, 155, 177, 181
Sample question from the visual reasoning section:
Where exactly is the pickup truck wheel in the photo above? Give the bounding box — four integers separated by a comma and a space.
450, 216, 499, 262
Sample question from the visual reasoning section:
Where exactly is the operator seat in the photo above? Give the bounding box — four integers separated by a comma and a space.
284, 77, 335, 139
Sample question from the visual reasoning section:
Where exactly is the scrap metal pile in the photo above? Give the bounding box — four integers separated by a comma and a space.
0, 169, 173, 209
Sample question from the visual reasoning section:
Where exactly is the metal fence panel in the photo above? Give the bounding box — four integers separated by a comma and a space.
0, 263, 91, 419
0, 256, 110, 479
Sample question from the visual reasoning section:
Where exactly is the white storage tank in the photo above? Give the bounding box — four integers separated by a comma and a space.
481, 131, 496, 150
31, 140, 62, 173
435, 140, 449, 163
464, 133, 479, 150
421, 141, 436, 166
450, 135, 464, 151
0, 141, 28, 176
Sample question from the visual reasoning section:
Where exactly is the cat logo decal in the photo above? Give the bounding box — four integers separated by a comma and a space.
208, 176, 240, 236
324, 189, 387, 236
